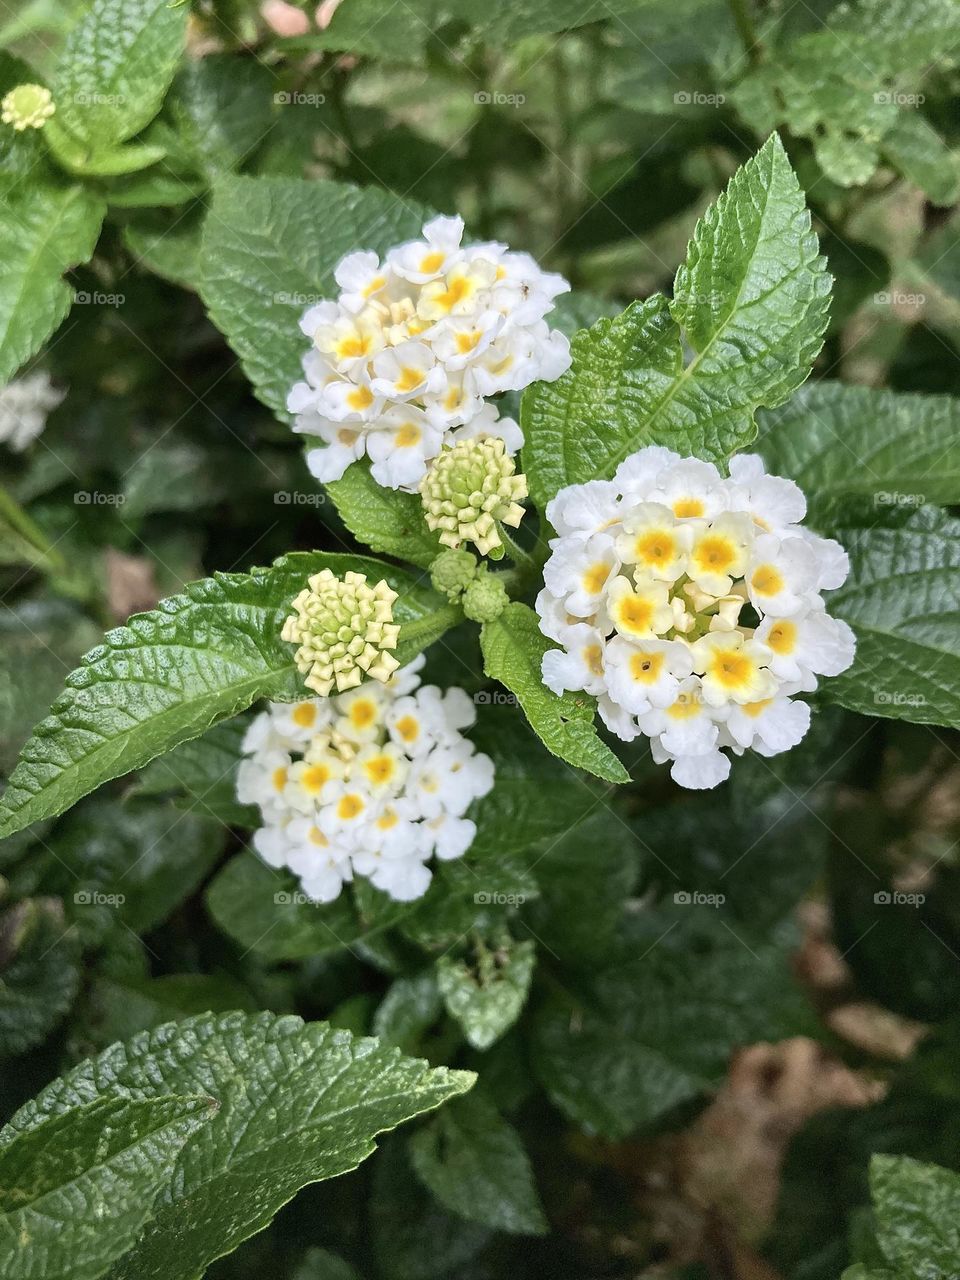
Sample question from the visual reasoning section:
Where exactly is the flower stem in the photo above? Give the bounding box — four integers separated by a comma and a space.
727, 0, 763, 65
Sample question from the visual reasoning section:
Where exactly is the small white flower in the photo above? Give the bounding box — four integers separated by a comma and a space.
287, 215, 570, 491
0, 371, 64, 451
238, 660, 494, 903
536, 446, 856, 789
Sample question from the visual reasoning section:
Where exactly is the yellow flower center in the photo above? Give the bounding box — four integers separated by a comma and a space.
751, 564, 784, 596
363, 754, 396, 785
395, 365, 422, 393
395, 422, 422, 448
673, 498, 705, 518
346, 385, 374, 412
301, 764, 331, 793
336, 335, 371, 361
634, 531, 676, 569
583, 644, 604, 677
337, 794, 365, 820
291, 702, 317, 728
456, 330, 481, 354
308, 825, 329, 846
377, 808, 400, 831
420, 250, 445, 274
350, 699, 377, 729
395, 714, 419, 743
709, 650, 753, 690
613, 594, 654, 635
766, 620, 797, 654
272, 766, 288, 792
629, 650, 665, 683
694, 535, 736, 572
743, 698, 773, 718
667, 693, 701, 719
581, 562, 610, 594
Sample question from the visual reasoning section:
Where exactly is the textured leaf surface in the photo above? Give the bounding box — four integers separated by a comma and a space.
522, 135, 829, 507
436, 937, 536, 1051
823, 506, 960, 729
0, 899, 80, 1059
0, 183, 105, 385
52, 0, 187, 151
870, 1154, 960, 1279
325, 462, 442, 569
480, 603, 628, 784
409, 1090, 547, 1235
200, 177, 431, 417
0, 554, 451, 841
0, 1094, 212, 1280
756, 382, 960, 513
1, 1012, 474, 1280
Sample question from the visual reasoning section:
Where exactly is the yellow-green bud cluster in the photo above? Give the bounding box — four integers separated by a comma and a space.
1, 84, 55, 132
419, 437, 527, 559
281, 568, 400, 696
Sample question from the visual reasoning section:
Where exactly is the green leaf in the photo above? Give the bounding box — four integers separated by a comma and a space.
205, 852, 415, 963
0, 1094, 213, 1280
409, 1089, 547, 1236
480, 602, 628, 784
0, 182, 105, 384
756, 382, 960, 515
0, 554, 452, 842
41, 797, 226, 939
373, 971, 442, 1054
822, 505, 960, 729
52, 0, 188, 154
291, 1249, 361, 1280
325, 461, 442, 569
521, 134, 829, 507
199, 176, 432, 418
468, 703, 603, 857
133, 717, 257, 826
531, 911, 814, 1139
0, 898, 80, 1059
1, 1012, 474, 1280
436, 933, 536, 1051
730, 0, 960, 191
44, 120, 167, 176
162, 55, 275, 177
880, 112, 960, 208
870, 1154, 960, 1279
84, 972, 257, 1049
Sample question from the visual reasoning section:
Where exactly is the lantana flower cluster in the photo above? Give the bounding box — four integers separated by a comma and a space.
536, 447, 856, 789
288, 214, 571, 491
237, 657, 494, 903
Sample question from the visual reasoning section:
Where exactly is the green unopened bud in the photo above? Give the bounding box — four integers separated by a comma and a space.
462, 570, 509, 623
430, 548, 477, 600
281, 568, 400, 696
1, 84, 55, 132
420, 436, 527, 559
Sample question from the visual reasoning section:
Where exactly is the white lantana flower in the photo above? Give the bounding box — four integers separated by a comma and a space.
536, 447, 856, 789
0, 372, 64, 451
288, 214, 571, 491
238, 656, 494, 903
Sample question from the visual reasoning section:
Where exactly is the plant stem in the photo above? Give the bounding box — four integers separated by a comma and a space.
0, 483, 65, 574
727, 0, 763, 66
